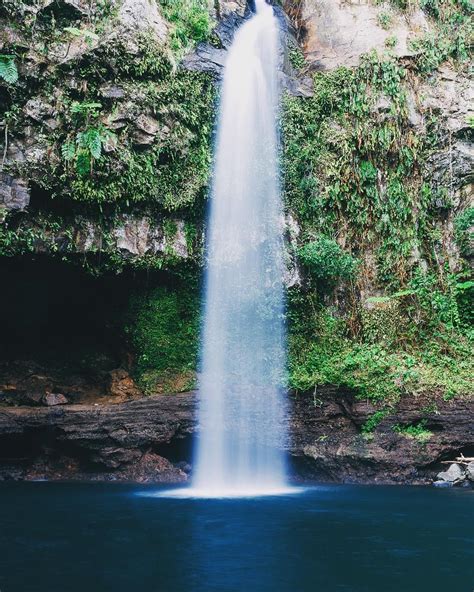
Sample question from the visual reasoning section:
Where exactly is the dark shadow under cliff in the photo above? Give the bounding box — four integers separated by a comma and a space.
0, 257, 183, 405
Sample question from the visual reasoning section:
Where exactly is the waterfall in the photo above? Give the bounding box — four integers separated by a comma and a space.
193, 0, 289, 497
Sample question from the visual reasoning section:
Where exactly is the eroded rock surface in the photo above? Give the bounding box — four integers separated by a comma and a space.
285, 0, 430, 70
0, 389, 472, 484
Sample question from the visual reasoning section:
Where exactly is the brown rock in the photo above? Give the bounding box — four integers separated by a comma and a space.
0, 174, 30, 213
42, 393, 68, 406
107, 369, 141, 399
0, 389, 472, 484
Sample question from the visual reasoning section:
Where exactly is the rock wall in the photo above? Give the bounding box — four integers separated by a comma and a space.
0, 389, 472, 485
0, 0, 472, 483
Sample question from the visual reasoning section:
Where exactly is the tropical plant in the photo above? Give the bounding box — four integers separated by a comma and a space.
298, 237, 358, 286
61, 102, 115, 176
0, 55, 18, 84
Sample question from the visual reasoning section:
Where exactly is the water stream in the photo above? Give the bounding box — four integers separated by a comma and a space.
192, 0, 288, 497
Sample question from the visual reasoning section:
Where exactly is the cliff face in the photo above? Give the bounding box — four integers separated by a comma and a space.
0, 389, 472, 484
0, 0, 472, 483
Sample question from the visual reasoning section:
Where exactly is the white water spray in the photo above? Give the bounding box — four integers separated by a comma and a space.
192, 0, 289, 497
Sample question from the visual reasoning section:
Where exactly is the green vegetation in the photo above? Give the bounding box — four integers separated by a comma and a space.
454, 207, 474, 257
61, 102, 115, 177
158, 0, 213, 59
0, 0, 472, 403
298, 237, 358, 287
0, 55, 18, 84
393, 420, 433, 443
362, 409, 391, 434
288, 288, 473, 403
283, 0, 473, 405
53, 43, 215, 210
126, 285, 200, 393
288, 45, 306, 71
377, 11, 392, 30
282, 52, 420, 288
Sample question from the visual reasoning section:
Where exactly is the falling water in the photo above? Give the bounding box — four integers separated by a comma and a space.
193, 0, 288, 497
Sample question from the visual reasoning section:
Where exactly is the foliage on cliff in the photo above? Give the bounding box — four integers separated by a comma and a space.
282, 0, 473, 403
0, 0, 472, 400
126, 283, 200, 393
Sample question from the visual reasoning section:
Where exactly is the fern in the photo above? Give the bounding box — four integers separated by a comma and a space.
61, 141, 76, 162
0, 55, 18, 84
81, 129, 103, 159
76, 151, 92, 176
62, 101, 115, 176
71, 101, 102, 117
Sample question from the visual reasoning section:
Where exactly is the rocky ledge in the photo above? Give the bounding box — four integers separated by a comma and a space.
0, 388, 472, 485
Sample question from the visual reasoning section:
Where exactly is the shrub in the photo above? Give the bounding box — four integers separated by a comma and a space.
298, 237, 358, 287
126, 285, 199, 393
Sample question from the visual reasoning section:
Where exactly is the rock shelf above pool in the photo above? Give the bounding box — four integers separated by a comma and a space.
0, 388, 472, 486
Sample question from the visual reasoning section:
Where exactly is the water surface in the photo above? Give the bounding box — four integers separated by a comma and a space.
0, 483, 472, 591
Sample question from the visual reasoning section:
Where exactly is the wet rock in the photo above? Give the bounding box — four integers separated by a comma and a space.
100, 84, 126, 99
182, 9, 247, 76
436, 463, 465, 484
0, 393, 195, 481
42, 393, 68, 406
0, 388, 472, 484
117, 0, 168, 52
0, 174, 30, 214
215, 0, 247, 19
292, 0, 430, 70
284, 213, 301, 288
175, 461, 192, 475
426, 141, 474, 191
182, 44, 228, 76
466, 461, 474, 482
433, 480, 453, 488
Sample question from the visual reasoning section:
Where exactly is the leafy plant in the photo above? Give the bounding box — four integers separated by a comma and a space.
377, 12, 392, 30
362, 409, 390, 434
61, 102, 115, 176
393, 420, 432, 443
298, 237, 358, 286
0, 55, 18, 84
158, 0, 213, 58
454, 207, 474, 257
126, 285, 200, 394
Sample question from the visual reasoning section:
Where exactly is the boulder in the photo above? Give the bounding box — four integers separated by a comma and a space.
418, 67, 474, 136
436, 463, 465, 484
42, 393, 68, 406
117, 0, 168, 51
107, 369, 141, 399
132, 114, 161, 146
24, 97, 59, 130
100, 84, 126, 100
433, 480, 453, 488
291, 0, 431, 70
466, 461, 474, 482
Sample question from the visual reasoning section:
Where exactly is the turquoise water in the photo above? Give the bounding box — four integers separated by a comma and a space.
0, 483, 472, 591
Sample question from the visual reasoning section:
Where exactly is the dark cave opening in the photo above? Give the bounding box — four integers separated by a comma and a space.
0, 256, 127, 364
0, 256, 176, 404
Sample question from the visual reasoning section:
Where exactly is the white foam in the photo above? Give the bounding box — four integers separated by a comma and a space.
138, 486, 303, 500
